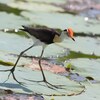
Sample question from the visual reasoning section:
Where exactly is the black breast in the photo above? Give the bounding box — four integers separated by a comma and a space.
21, 26, 60, 44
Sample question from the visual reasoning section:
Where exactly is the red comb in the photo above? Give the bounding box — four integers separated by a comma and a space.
67, 28, 74, 38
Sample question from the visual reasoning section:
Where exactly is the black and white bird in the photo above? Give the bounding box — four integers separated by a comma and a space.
0, 25, 75, 88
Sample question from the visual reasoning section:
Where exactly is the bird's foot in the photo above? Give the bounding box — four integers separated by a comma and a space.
44, 80, 63, 89
0, 68, 23, 85
31, 79, 65, 89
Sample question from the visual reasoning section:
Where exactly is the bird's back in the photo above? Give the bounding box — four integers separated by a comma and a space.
21, 26, 60, 44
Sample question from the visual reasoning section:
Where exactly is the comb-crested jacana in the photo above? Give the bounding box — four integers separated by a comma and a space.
0, 25, 75, 88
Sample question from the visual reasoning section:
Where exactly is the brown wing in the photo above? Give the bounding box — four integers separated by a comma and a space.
21, 26, 60, 44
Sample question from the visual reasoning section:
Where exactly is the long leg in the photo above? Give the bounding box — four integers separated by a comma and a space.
0, 43, 36, 84
38, 45, 46, 82
37, 46, 62, 89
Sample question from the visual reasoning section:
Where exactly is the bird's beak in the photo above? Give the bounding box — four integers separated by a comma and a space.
72, 37, 75, 41
63, 28, 75, 41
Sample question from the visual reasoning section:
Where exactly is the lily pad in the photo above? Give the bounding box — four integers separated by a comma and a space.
0, 65, 86, 96
8, 0, 64, 12
0, 58, 100, 99
58, 36, 100, 56
0, 0, 11, 4
0, 12, 29, 29
0, 3, 22, 15
21, 12, 100, 35
65, 58, 100, 80
0, 0, 100, 99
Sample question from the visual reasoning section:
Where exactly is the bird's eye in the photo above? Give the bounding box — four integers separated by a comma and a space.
63, 29, 67, 31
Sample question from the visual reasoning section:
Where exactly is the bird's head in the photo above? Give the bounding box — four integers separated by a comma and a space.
63, 28, 75, 41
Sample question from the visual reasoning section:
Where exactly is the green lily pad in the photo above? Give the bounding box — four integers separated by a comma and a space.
0, 58, 100, 99
0, 3, 22, 15
0, 0, 11, 4
58, 36, 100, 56
8, 0, 64, 12
0, 0, 100, 99
65, 58, 100, 80
0, 12, 29, 29
0, 65, 86, 96
21, 12, 100, 35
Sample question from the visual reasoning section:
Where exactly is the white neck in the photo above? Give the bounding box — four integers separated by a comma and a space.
53, 31, 68, 43
60, 31, 69, 42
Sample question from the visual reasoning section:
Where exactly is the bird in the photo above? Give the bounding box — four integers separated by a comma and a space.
0, 25, 75, 88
